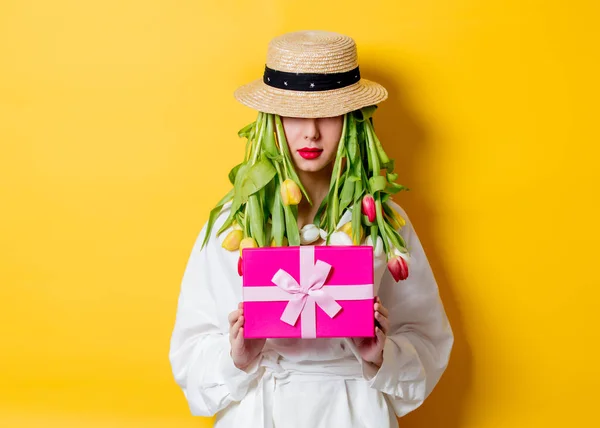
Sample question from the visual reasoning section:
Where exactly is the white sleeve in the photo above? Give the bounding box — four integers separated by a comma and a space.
361, 202, 454, 417
168, 207, 263, 416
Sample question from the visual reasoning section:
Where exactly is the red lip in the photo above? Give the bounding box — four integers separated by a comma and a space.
298, 147, 323, 159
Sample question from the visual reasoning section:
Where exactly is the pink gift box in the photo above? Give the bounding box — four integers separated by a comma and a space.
242, 245, 375, 339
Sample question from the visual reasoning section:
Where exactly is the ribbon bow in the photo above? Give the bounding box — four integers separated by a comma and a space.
271, 259, 342, 330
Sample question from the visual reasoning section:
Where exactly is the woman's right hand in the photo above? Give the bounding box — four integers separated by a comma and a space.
228, 302, 266, 370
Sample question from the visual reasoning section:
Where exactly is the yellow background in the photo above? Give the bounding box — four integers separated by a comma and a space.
1, 1, 599, 427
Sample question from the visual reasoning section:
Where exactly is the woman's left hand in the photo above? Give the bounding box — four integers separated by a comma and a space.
352, 296, 389, 368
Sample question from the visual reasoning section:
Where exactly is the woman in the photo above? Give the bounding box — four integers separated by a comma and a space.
169, 30, 453, 427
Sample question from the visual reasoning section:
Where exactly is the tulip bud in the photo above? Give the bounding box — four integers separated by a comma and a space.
387, 255, 409, 281
270, 236, 289, 247
239, 237, 258, 257
329, 231, 354, 246
237, 256, 243, 276
319, 228, 328, 240
222, 229, 244, 251
300, 224, 321, 245
386, 209, 406, 230
339, 222, 364, 245
280, 179, 302, 206
361, 194, 376, 223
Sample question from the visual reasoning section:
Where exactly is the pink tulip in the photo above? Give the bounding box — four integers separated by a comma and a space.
387, 255, 409, 281
361, 194, 376, 223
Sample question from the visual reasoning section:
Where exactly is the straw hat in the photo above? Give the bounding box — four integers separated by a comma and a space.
233, 30, 388, 118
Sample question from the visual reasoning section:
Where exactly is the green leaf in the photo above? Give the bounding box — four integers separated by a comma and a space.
263, 114, 278, 157
370, 224, 379, 246
312, 191, 330, 228
374, 196, 390, 256
351, 205, 362, 245
240, 159, 277, 202
228, 162, 244, 185
365, 120, 390, 165
354, 178, 364, 202
385, 221, 407, 250
248, 194, 265, 247
355, 105, 378, 122
201, 187, 235, 250
384, 182, 409, 195
387, 172, 398, 182
369, 176, 387, 193
238, 121, 255, 139
347, 114, 359, 168
271, 186, 285, 246
339, 175, 355, 215
283, 203, 300, 246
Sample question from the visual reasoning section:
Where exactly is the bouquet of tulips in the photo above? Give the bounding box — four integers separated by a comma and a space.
201, 105, 411, 282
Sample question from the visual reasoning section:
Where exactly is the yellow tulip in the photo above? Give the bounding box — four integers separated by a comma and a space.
221, 229, 243, 251
280, 179, 302, 206
239, 237, 258, 256
270, 236, 289, 247
388, 209, 406, 230
339, 222, 364, 245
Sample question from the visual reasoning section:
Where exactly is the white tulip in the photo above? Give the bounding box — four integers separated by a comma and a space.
300, 223, 321, 245
328, 231, 353, 246
366, 235, 384, 257
335, 209, 353, 230
318, 229, 327, 240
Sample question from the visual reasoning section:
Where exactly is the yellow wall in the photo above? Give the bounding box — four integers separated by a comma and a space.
1, 1, 599, 427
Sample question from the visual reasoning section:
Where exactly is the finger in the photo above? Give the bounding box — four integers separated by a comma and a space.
374, 302, 389, 319
228, 309, 240, 326
238, 302, 243, 310
231, 316, 243, 339
352, 337, 365, 347
375, 326, 386, 344
375, 311, 390, 335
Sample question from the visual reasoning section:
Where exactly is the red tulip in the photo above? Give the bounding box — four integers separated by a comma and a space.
387, 255, 409, 281
238, 256, 243, 276
361, 194, 376, 223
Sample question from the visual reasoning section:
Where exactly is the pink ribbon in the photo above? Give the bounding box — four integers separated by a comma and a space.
243, 246, 373, 338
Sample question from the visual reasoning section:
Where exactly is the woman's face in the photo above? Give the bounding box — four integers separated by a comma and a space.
280, 115, 344, 173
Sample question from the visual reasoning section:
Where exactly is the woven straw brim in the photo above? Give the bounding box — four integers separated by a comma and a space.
233, 78, 388, 118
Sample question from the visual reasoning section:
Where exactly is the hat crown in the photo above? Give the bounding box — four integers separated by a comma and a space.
266, 30, 358, 74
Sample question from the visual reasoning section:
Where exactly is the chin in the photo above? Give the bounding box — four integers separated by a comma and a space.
296, 160, 330, 173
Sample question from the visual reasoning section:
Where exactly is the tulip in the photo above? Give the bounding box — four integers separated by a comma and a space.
339, 221, 364, 245
238, 256, 243, 276
361, 194, 376, 223
239, 237, 258, 256
319, 228, 328, 240
300, 224, 321, 245
222, 229, 244, 251
387, 255, 409, 281
387, 209, 406, 230
280, 178, 302, 206
270, 236, 289, 247
329, 231, 354, 246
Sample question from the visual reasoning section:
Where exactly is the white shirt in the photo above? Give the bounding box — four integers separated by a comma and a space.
169, 201, 454, 428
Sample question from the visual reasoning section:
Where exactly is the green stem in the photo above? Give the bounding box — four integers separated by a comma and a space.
251, 112, 266, 165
